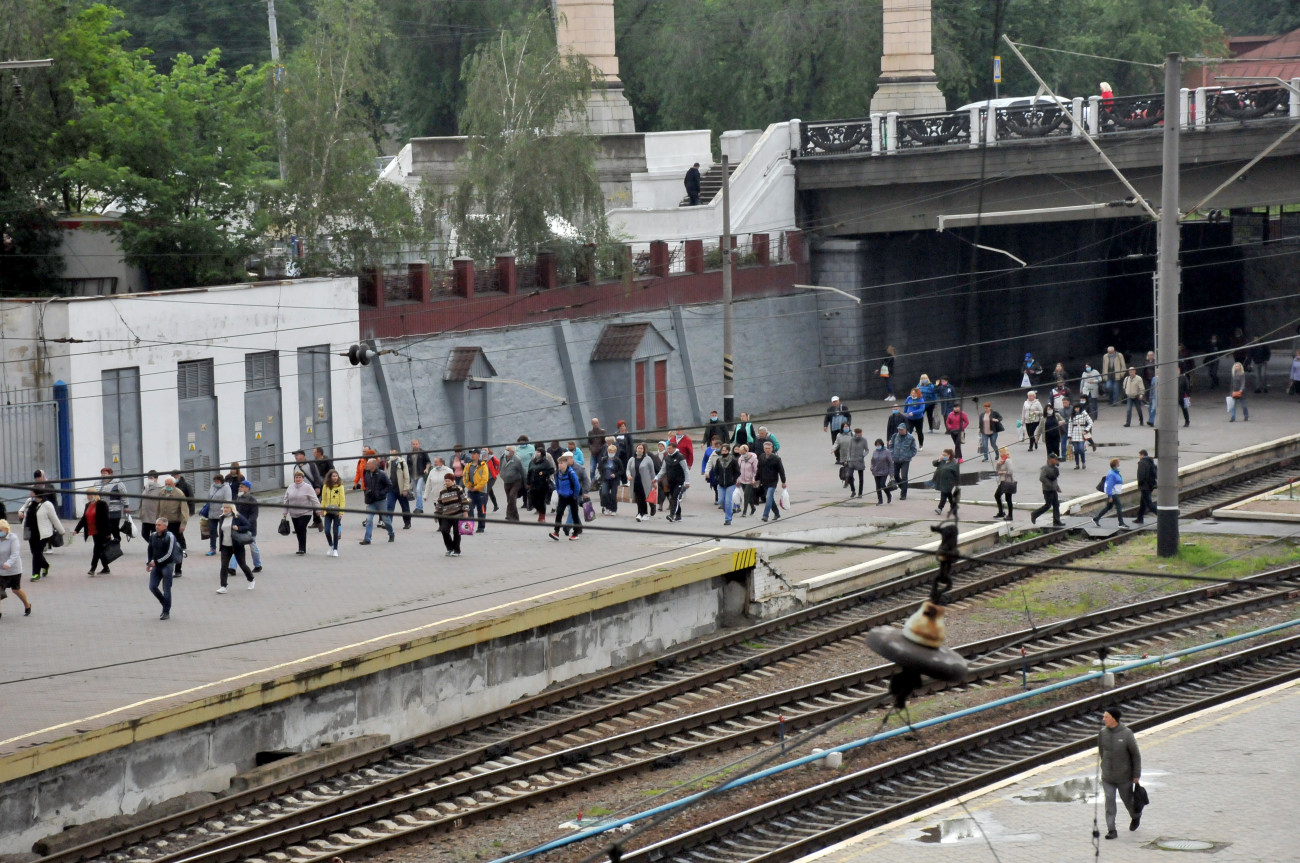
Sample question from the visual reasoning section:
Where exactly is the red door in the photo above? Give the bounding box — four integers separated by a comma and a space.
654, 359, 668, 429
635, 360, 647, 430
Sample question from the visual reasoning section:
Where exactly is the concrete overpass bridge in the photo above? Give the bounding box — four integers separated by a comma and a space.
788, 82, 1300, 399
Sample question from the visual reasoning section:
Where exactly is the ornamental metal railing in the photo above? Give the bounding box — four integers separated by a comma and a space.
799, 82, 1298, 157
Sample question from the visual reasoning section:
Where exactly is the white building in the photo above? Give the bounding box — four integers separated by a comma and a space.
0, 278, 363, 506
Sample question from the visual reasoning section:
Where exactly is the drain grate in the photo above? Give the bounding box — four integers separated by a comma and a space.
1147, 837, 1228, 853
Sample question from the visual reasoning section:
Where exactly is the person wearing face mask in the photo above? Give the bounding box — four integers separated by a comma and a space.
932, 449, 960, 517
0, 520, 32, 617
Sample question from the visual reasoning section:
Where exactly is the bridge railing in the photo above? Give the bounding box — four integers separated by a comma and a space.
799, 81, 1298, 157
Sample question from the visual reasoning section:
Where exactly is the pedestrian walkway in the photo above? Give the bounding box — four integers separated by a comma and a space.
801, 680, 1300, 863
1, 383, 1294, 756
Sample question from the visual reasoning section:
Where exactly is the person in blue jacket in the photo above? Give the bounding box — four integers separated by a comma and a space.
1092, 458, 1129, 528
903, 387, 927, 448
549, 452, 584, 541
917, 374, 939, 431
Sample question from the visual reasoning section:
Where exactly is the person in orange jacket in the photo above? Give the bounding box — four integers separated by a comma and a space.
353, 447, 377, 490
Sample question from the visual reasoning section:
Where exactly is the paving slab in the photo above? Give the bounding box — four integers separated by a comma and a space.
802, 680, 1300, 863
1, 385, 1295, 758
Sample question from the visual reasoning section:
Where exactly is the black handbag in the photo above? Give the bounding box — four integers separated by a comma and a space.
278, 516, 291, 536
101, 540, 124, 565
1096, 477, 1107, 493
232, 529, 254, 546
50, 530, 64, 548
1133, 782, 1150, 811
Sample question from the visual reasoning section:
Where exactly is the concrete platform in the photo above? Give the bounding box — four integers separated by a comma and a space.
0, 382, 1294, 845
800, 679, 1300, 863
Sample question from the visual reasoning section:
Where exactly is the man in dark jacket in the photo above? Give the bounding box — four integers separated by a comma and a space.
656, 442, 689, 522
1030, 454, 1064, 526
360, 458, 394, 545
1099, 706, 1143, 839
586, 418, 608, 465
233, 480, 263, 573
823, 396, 852, 456
1135, 449, 1157, 524
146, 518, 180, 620
703, 410, 730, 448
885, 407, 907, 447
498, 446, 525, 522
684, 162, 702, 205
172, 470, 196, 515
756, 440, 786, 522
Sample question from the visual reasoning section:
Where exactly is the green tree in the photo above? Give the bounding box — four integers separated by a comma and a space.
451, 11, 607, 261
265, 0, 433, 275
110, 0, 310, 71
65, 49, 272, 289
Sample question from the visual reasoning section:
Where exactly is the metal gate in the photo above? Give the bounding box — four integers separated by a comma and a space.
244, 351, 284, 491
102, 368, 143, 495
297, 345, 333, 459
177, 359, 219, 496
0, 401, 58, 514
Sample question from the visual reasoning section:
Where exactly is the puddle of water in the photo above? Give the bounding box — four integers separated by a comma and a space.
1015, 776, 1099, 804
916, 816, 981, 843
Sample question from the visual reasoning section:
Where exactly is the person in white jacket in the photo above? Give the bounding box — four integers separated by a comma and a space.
0, 520, 32, 617
18, 489, 63, 581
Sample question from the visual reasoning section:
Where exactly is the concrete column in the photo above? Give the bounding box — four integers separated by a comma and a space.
1179, 88, 1190, 129
1195, 87, 1208, 128
496, 254, 517, 295
1071, 98, 1084, 137
1087, 95, 1101, 136
649, 240, 670, 276
984, 106, 996, 146
886, 112, 899, 152
453, 257, 474, 299
752, 233, 770, 265
786, 229, 806, 264
869, 0, 945, 114
1291, 79, 1300, 119
536, 251, 557, 289
969, 106, 981, 146
870, 114, 883, 153
684, 239, 705, 274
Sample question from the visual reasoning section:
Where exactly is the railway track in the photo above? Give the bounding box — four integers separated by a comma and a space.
53, 456, 1298, 863
616, 633, 1300, 863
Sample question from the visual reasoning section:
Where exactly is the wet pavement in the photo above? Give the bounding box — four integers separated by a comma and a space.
800, 681, 1300, 863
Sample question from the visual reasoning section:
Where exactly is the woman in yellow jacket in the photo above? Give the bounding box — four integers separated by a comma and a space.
320, 469, 347, 557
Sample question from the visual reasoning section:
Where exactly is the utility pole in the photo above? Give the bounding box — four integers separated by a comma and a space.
1156, 53, 1181, 557
266, 0, 287, 183
721, 154, 735, 423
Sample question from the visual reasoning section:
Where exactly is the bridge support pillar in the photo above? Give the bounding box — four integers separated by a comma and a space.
1292, 79, 1300, 119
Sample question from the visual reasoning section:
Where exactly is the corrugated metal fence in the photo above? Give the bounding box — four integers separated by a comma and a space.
0, 401, 59, 514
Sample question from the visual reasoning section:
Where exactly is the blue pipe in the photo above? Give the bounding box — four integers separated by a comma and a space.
489, 616, 1300, 863
53, 381, 74, 520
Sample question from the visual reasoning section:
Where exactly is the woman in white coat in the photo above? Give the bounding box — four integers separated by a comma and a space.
18, 490, 63, 581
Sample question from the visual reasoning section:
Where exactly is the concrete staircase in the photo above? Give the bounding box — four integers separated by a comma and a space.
679, 162, 739, 207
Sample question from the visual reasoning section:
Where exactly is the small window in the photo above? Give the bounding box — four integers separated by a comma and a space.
245, 352, 280, 391
177, 359, 214, 399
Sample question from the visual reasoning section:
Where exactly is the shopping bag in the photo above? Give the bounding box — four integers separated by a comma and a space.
50, 530, 64, 548
457, 519, 476, 536
582, 496, 596, 522
732, 487, 743, 509
101, 540, 124, 565
199, 518, 210, 541
617, 484, 632, 503
1182, 396, 1191, 410
647, 486, 658, 505
278, 515, 291, 536
1021, 373, 1032, 387
779, 488, 790, 509
122, 513, 136, 539
1096, 477, 1107, 493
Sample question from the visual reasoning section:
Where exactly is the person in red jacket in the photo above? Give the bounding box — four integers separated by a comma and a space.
353, 447, 377, 490
668, 430, 694, 468
945, 404, 971, 461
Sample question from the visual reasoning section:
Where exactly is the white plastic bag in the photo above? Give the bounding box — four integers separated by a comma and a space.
550, 490, 559, 508
1225, 395, 1234, 413
732, 486, 744, 509
779, 488, 790, 510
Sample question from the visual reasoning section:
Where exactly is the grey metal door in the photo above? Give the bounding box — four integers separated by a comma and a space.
177, 359, 219, 495
466, 380, 488, 448
296, 345, 333, 457
244, 351, 284, 491
102, 368, 143, 495
0, 401, 58, 514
